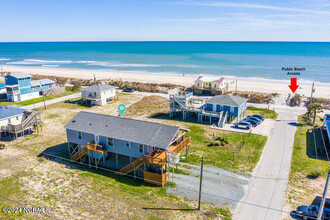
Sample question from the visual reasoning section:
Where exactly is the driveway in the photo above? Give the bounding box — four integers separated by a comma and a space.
167, 163, 250, 210
233, 110, 299, 220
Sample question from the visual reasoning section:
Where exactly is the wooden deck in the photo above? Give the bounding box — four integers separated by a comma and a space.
168, 136, 191, 153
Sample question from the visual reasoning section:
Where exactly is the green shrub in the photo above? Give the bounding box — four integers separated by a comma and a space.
308, 170, 321, 179
71, 85, 81, 92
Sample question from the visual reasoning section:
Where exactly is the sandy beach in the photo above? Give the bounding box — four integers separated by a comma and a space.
2, 65, 329, 99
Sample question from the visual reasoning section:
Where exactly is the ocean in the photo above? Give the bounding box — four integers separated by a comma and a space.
0, 41, 330, 83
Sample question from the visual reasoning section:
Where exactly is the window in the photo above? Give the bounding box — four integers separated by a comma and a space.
108, 138, 114, 147
77, 131, 83, 140
230, 106, 235, 113
126, 141, 131, 148
16, 116, 19, 120
214, 84, 216, 88
8, 118, 11, 124
139, 144, 144, 153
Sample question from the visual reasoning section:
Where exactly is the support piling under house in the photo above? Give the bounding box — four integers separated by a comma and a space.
65, 111, 190, 186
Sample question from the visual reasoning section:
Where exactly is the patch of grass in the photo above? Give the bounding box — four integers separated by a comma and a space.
0, 87, 77, 107
286, 113, 329, 211
168, 167, 190, 175
184, 125, 267, 173
46, 113, 60, 119
246, 106, 278, 119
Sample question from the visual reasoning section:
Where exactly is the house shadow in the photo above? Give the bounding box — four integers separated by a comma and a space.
150, 112, 217, 126
37, 142, 159, 188
306, 128, 329, 162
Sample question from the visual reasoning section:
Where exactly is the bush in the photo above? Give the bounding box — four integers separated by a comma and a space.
71, 85, 81, 92
308, 170, 321, 179
0, 143, 5, 149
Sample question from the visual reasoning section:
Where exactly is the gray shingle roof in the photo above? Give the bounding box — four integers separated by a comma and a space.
9, 73, 31, 79
206, 94, 247, 107
0, 106, 26, 120
81, 85, 118, 93
64, 112, 181, 149
31, 79, 55, 87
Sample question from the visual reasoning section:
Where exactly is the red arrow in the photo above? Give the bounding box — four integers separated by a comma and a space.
288, 78, 299, 93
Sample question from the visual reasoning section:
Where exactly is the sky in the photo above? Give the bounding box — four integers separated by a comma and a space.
1, 0, 330, 42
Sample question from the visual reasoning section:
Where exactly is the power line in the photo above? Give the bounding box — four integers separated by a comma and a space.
1, 144, 314, 220
9, 144, 193, 209
0, 152, 168, 220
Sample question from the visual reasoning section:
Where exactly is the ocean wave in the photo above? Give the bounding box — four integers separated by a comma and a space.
87, 62, 161, 67
24, 59, 72, 64
0, 58, 10, 61
42, 64, 59, 67
7, 59, 72, 65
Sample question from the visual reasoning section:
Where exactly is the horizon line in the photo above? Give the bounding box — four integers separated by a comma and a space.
0, 40, 330, 43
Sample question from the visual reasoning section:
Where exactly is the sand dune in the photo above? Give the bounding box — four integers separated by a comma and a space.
2, 65, 329, 99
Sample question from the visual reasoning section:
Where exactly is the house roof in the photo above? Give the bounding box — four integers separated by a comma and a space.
206, 94, 247, 107
0, 106, 26, 120
64, 112, 182, 149
81, 84, 118, 93
31, 79, 55, 87
195, 76, 225, 84
7, 73, 31, 79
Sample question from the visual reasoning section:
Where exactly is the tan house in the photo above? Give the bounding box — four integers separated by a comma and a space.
193, 76, 228, 95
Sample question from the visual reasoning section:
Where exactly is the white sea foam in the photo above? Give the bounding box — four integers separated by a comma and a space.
42, 64, 59, 67
0, 58, 10, 61
24, 59, 72, 64
87, 62, 161, 67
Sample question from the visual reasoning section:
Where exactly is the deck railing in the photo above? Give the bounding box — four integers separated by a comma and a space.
169, 136, 191, 154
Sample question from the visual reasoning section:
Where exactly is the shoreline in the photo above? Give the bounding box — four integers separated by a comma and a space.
1, 65, 330, 98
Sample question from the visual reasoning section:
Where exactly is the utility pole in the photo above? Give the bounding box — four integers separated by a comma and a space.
308, 82, 315, 118
235, 79, 238, 93
40, 82, 46, 110
197, 156, 204, 210
310, 82, 315, 104
317, 169, 330, 220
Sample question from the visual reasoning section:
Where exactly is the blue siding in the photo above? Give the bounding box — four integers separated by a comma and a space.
5, 75, 18, 86
206, 103, 245, 117
66, 129, 150, 159
5, 74, 54, 97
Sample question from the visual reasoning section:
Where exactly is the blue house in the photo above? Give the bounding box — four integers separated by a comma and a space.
205, 94, 247, 122
5, 73, 55, 102
65, 111, 191, 186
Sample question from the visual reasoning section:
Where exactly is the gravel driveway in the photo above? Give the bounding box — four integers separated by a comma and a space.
167, 163, 250, 210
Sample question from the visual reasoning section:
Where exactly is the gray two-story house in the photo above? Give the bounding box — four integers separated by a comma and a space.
65, 111, 190, 186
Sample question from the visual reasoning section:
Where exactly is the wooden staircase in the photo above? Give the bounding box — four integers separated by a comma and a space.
119, 150, 166, 174
71, 142, 106, 161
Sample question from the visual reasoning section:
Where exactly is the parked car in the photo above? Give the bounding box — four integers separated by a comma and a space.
234, 121, 251, 130
122, 87, 135, 93
245, 115, 263, 123
251, 114, 265, 121
243, 118, 260, 127
296, 205, 330, 220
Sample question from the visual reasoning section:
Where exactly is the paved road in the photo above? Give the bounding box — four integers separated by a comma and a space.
234, 110, 300, 220
23, 93, 81, 110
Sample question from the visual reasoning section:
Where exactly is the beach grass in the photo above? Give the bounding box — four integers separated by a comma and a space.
0, 87, 77, 107
246, 106, 278, 119
182, 125, 267, 173
285, 114, 329, 213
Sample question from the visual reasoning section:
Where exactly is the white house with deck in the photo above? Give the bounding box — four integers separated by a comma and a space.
81, 84, 118, 106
